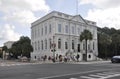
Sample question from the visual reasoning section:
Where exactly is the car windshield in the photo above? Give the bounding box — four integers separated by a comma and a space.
113, 56, 120, 58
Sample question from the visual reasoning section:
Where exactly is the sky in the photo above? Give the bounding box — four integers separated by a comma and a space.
0, 0, 120, 47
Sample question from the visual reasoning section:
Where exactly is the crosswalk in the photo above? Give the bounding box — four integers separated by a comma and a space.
70, 71, 120, 79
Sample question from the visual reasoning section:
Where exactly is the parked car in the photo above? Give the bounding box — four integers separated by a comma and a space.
111, 56, 120, 63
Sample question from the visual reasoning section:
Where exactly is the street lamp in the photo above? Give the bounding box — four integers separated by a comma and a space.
52, 36, 56, 62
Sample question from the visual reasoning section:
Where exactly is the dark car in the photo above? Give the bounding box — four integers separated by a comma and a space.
111, 56, 120, 63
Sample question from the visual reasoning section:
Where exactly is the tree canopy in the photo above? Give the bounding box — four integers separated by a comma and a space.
98, 27, 120, 59
80, 29, 93, 41
10, 36, 33, 58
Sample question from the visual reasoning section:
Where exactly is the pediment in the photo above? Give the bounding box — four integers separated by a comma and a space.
72, 15, 87, 24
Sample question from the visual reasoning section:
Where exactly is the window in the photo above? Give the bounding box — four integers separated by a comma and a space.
88, 55, 91, 59
65, 42, 68, 49
58, 24, 61, 32
35, 29, 36, 38
93, 42, 95, 50
58, 39, 61, 49
72, 40, 74, 49
49, 39, 52, 49
49, 24, 51, 33
88, 44, 90, 50
35, 42, 37, 51
38, 28, 40, 37
32, 42, 35, 51
32, 29, 34, 39
41, 28, 43, 36
65, 25, 69, 33
38, 41, 40, 50
41, 40, 43, 50
83, 42, 85, 50
78, 28, 80, 35
77, 44, 80, 52
45, 26, 47, 35
72, 26, 75, 34
45, 39, 47, 49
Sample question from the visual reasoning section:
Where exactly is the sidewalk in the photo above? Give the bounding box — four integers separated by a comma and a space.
67, 60, 111, 64
0, 60, 111, 67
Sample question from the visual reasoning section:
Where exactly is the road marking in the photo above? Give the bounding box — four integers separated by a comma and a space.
80, 72, 120, 79
89, 74, 104, 77
80, 76, 97, 79
99, 74, 120, 79
37, 69, 117, 79
96, 73, 111, 76
69, 78, 78, 79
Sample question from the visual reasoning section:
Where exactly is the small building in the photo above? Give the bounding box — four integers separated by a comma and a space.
4, 41, 15, 49
31, 11, 98, 61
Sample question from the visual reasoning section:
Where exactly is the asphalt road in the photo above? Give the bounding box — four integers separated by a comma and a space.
0, 62, 120, 79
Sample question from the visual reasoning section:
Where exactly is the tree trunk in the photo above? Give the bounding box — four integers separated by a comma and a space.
85, 39, 87, 61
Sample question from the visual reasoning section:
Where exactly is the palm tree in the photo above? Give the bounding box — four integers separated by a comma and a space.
80, 29, 93, 61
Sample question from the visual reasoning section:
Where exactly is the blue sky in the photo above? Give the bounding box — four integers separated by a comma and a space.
0, 0, 120, 47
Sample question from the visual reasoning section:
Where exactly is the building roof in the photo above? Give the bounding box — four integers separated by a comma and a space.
31, 11, 97, 28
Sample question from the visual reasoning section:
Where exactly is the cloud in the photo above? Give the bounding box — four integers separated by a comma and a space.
78, 0, 120, 29
0, 0, 50, 13
79, 0, 120, 9
0, 24, 21, 41
86, 7, 120, 29
3, 10, 37, 25
0, 0, 50, 26
25, 0, 50, 12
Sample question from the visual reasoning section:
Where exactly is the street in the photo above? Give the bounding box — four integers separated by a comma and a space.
0, 61, 120, 79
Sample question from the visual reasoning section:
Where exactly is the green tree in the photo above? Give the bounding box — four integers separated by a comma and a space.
98, 33, 111, 59
80, 29, 93, 61
11, 36, 33, 58
111, 33, 120, 56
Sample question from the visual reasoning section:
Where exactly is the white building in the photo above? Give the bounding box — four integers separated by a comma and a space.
4, 41, 15, 49
31, 11, 98, 61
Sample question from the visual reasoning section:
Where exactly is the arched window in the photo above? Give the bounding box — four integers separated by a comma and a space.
77, 44, 80, 52
65, 41, 68, 49
58, 39, 61, 49
41, 40, 43, 50
49, 38, 52, 49
89, 55, 91, 59
72, 40, 74, 49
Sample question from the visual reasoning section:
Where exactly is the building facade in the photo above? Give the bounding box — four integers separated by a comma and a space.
4, 41, 15, 49
31, 11, 98, 61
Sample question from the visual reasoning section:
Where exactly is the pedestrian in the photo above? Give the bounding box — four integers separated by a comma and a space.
64, 56, 67, 62
76, 54, 80, 62
59, 55, 62, 62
